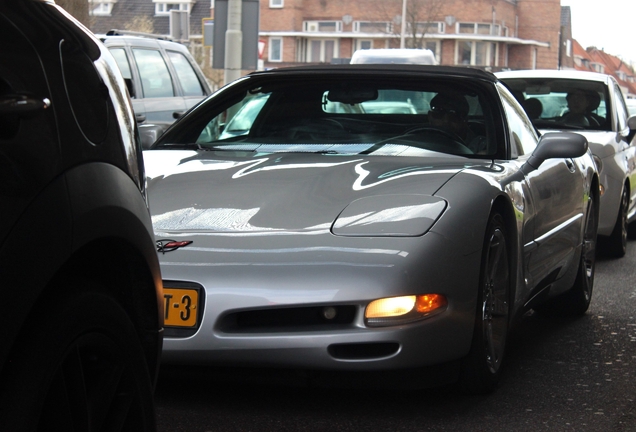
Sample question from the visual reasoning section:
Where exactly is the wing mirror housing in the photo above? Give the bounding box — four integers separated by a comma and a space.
505, 132, 589, 185
526, 132, 588, 170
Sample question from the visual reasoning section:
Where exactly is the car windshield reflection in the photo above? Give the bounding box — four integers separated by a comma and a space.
157, 79, 496, 158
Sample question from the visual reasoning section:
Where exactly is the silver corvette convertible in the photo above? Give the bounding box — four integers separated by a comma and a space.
145, 65, 599, 393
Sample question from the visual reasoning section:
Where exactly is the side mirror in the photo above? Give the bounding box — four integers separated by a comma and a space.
627, 114, 636, 130
526, 132, 588, 170
139, 124, 168, 150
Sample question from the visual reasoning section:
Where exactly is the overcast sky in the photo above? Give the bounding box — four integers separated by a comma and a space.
560, 0, 635, 65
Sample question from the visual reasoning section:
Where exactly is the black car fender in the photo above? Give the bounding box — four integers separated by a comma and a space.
0, 162, 162, 381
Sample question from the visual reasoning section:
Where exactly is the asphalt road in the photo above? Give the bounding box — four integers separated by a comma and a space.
155, 240, 636, 432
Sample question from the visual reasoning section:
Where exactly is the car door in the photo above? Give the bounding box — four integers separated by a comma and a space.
0, 13, 60, 246
611, 80, 636, 219
499, 86, 585, 287
109, 46, 148, 124
132, 47, 187, 124
165, 49, 209, 113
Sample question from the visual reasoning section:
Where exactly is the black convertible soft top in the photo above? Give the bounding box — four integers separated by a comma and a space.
248, 63, 499, 83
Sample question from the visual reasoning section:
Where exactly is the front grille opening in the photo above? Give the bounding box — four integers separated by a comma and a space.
220, 305, 357, 332
328, 342, 400, 360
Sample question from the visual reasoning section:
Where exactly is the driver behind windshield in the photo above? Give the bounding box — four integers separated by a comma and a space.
428, 92, 487, 154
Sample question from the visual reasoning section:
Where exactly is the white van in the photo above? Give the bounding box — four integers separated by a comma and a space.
350, 48, 437, 65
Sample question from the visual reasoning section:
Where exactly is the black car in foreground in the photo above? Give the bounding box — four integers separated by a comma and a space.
0, 1, 163, 430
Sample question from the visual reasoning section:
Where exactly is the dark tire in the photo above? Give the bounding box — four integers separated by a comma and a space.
0, 290, 157, 432
628, 220, 636, 240
600, 187, 627, 258
536, 194, 598, 316
460, 212, 510, 394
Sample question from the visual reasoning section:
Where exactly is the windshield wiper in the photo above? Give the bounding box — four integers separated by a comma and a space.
153, 142, 202, 150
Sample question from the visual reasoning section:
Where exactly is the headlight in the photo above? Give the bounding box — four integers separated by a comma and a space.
365, 294, 447, 327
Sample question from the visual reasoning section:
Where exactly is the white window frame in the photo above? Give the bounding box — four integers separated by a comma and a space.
411, 22, 445, 35
89, 0, 117, 16
456, 22, 500, 36
455, 41, 498, 67
591, 63, 605, 74
269, 37, 283, 62
353, 21, 391, 33
355, 40, 373, 51
303, 21, 343, 33
307, 39, 339, 63
153, 1, 191, 16
269, 0, 283, 7
423, 40, 441, 61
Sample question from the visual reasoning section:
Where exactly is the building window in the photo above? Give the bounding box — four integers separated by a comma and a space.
353, 21, 392, 33
456, 41, 497, 67
423, 40, 440, 61
269, 37, 283, 62
154, 1, 191, 16
355, 40, 373, 51
307, 39, 338, 63
411, 22, 444, 34
591, 63, 604, 73
89, 0, 116, 16
270, 0, 283, 7
457, 22, 500, 36
304, 21, 343, 33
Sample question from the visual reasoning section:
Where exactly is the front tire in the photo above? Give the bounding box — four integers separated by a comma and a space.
600, 187, 627, 258
460, 212, 510, 394
536, 194, 598, 316
0, 289, 157, 432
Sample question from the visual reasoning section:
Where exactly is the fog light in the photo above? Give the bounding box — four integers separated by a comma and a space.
322, 306, 337, 320
365, 294, 447, 327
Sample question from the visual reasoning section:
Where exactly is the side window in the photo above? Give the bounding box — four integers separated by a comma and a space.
132, 48, 174, 98
166, 51, 206, 97
613, 83, 629, 132
196, 93, 270, 143
497, 83, 538, 158
109, 48, 136, 98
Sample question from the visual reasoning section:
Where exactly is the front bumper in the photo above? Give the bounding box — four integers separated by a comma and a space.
159, 231, 481, 370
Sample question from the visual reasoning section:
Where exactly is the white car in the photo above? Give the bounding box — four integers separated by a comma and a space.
350, 48, 437, 65
498, 69, 636, 257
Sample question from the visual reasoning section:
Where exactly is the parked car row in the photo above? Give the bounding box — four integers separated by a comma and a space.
6, 3, 636, 426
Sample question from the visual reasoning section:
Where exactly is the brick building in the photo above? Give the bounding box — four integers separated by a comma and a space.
257, 0, 562, 71
86, 0, 573, 74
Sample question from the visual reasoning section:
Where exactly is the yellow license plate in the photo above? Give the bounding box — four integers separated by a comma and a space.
163, 287, 199, 328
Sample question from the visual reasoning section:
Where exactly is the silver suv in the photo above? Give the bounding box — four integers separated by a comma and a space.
101, 30, 212, 148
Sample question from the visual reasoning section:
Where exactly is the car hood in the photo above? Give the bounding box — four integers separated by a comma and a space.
144, 150, 480, 237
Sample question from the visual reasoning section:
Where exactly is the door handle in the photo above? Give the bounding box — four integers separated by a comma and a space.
0, 94, 50, 117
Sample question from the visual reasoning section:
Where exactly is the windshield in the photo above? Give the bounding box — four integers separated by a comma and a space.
500, 77, 611, 131
155, 77, 497, 158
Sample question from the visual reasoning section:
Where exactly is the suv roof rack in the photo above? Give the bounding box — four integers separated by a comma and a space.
105, 29, 174, 41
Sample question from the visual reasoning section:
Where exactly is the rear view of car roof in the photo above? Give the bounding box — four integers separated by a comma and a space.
350, 48, 438, 65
